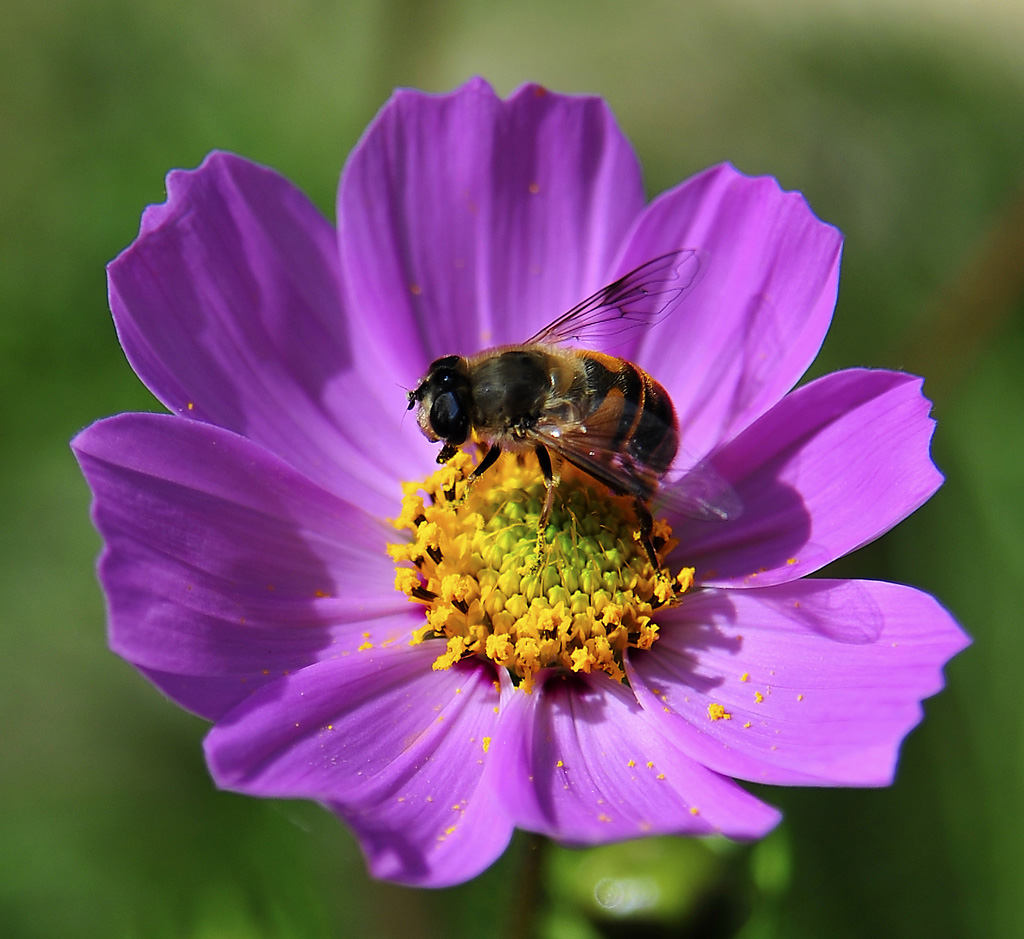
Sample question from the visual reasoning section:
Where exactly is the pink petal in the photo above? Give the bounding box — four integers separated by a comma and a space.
624, 163, 842, 458
490, 671, 780, 843
628, 580, 969, 785
672, 369, 943, 587
72, 413, 412, 719
109, 151, 426, 513
338, 78, 645, 388
205, 646, 512, 886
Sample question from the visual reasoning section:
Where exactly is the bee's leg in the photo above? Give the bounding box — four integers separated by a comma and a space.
443, 443, 501, 503
632, 497, 662, 572
436, 443, 460, 464
632, 497, 682, 601
534, 446, 560, 531
470, 444, 502, 480
517, 446, 559, 570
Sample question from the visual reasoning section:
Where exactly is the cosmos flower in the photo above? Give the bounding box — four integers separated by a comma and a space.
73, 78, 968, 888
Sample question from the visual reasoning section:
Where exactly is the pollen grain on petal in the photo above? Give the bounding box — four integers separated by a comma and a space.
708, 702, 732, 721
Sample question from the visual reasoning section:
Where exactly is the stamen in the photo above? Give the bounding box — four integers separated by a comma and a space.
389, 451, 694, 692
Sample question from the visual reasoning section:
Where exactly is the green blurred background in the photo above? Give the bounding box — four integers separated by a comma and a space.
3, 1, 1022, 936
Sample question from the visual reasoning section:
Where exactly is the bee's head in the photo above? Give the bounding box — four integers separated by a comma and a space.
409, 355, 472, 447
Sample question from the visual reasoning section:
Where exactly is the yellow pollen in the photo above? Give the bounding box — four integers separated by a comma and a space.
389, 451, 693, 692
708, 702, 732, 721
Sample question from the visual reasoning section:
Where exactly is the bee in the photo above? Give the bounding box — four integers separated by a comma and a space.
407, 251, 738, 569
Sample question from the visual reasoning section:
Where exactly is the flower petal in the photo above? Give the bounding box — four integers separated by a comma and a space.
205, 646, 512, 887
72, 413, 412, 719
338, 78, 645, 385
136, 667, 278, 723
629, 580, 969, 785
109, 151, 422, 512
672, 369, 943, 587
490, 672, 780, 843
623, 163, 843, 458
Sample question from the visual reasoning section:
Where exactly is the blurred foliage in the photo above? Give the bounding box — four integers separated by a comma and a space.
2, 0, 1022, 936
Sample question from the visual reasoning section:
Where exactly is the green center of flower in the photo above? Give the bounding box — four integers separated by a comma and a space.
388, 450, 694, 692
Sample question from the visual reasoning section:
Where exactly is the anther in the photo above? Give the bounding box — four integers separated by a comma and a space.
390, 452, 693, 691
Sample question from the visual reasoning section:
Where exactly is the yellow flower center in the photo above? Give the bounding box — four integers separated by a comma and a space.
388, 450, 694, 692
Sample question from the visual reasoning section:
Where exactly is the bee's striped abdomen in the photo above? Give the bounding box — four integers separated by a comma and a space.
628, 372, 678, 475
579, 352, 679, 482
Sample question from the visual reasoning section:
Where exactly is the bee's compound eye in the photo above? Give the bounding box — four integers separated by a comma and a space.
430, 390, 468, 445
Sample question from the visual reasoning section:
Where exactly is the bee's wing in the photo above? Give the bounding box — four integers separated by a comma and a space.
652, 459, 743, 523
525, 251, 702, 347
534, 413, 740, 524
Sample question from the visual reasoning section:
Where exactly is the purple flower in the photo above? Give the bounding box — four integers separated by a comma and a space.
73, 78, 968, 888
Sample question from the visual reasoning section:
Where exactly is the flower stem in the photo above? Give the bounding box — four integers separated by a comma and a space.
505, 832, 547, 939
